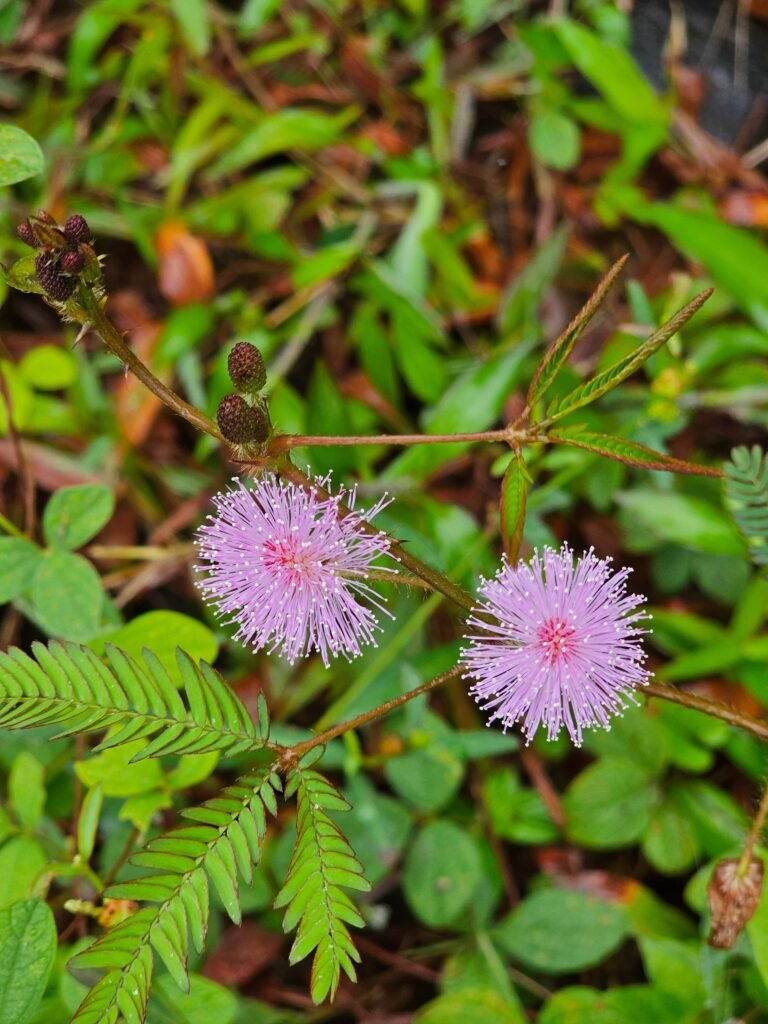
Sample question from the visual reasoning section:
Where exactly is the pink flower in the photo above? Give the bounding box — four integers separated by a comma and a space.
196, 474, 393, 666
461, 545, 650, 746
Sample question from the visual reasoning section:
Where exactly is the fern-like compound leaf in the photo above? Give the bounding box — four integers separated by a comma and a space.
69, 770, 280, 1024
275, 765, 369, 1004
725, 445, 768, 566
0, 640, 268, 758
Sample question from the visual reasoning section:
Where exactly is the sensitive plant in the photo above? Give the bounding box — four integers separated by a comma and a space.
1, 208, 768, 1023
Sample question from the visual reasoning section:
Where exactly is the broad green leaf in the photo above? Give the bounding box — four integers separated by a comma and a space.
640, 937, 707, 1018
630, 200, 768, 329
500, 451, 529, 559
92, 611, 219, 682
334, 775, 412, 886
0, 538, 40, 604
76, 740, 164, 798
19, 346, 77, 391
0, 125, 44, 186
0, 838, 46, 907
539, 984, 683, 1024
553, 21, 668, 125
495, 888, 628, 973
564, 757, 656, 848
616, 490, 744, 556
529, 108, 580, 170
9, 752, 45, 833
151, 973, 238, 1024
0, 899, 56, 1024
641, 789, 699, 875
549, 428, 720, 477
388, 182, 443, 298
42, 484, 115, 550
403, 821, 482, 928
416, 988, 525, 1024
30, 549, 103, 640
500, 225, 568, 336
484, 768, 559, 845
385, 746, 464, 813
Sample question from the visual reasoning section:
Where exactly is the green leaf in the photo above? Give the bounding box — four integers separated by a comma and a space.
0, 899, 56, 1024
539, 984, 683, 1024
403, 821, 482, 928
500, 451, 529, 560
42, 484, 115, 550
151, 973, 238, 1024
30, 550, 103, 640
0, 838, 46, 907
526, 255, 628, 409
0, 538, 40, 604
385, 745, 464, 813
275, 767, 367, 1003
500, 225, 568, 336
92, 611, 219, 683
333, 775, 412, 886
484, 768, 559, 845
19, 345, 78, 391
564, 758, 656, 848
76, 741, 164, 798
616, 490, 744, 556
9, 752, 45, 833
553, 21, 668, 125
630, 200, 768, 329
0, 124, 44, 186
495, 888, 628, 974
169, 0, 210, 56
529, 108, 580, 170
78, 784, 103, 861
542, 289, 711, 424
725, 446, 768, 565
549, 428, 721, 477
416, 988, 525, 1024
0, 640, 263, 761
641, 788, 699, 875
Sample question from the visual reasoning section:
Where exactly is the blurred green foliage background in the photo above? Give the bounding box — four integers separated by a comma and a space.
2, 1, 768, 1021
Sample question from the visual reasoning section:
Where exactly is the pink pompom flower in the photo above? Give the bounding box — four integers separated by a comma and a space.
461, 544, 650, 746
196, 473, 393, 666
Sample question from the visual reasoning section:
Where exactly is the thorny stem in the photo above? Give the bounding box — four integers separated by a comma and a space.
77, 285, 223, 442
738, 781, 768, 877
283, 666, 463, 762
645, 681, 768, 743
70, 285, 768, 749
271, 428, 529, 450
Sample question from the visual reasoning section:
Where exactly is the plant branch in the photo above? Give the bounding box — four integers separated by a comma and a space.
284, 666, 462, 760
645, 681, 768, 743
270, 427, 529, 451
77, 285, 223, 442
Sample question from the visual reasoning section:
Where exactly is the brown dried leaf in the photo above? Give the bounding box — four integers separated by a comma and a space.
203, 921, 284, 987
708, 857, 764, 949
156, 221, 215, 307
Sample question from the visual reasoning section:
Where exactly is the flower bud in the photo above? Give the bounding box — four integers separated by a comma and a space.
34, 253, 75, 302
227, 342, 267, 394
17, 221, 39, 248
60, 249, 85, 275
63, 213, 92, 245
217, 394, 269, 445
708, 857, 764, 948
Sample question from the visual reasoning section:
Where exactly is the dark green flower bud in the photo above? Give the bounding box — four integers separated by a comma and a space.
63, 214, 92, 245
217, 394, 269, 445
35, 253, 75, 301
227, 342, 267, 394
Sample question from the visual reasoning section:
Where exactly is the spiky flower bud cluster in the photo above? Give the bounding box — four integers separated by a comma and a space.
216, 394, 269, 445
228, 342, 267, 394
17, 210, 94, 303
